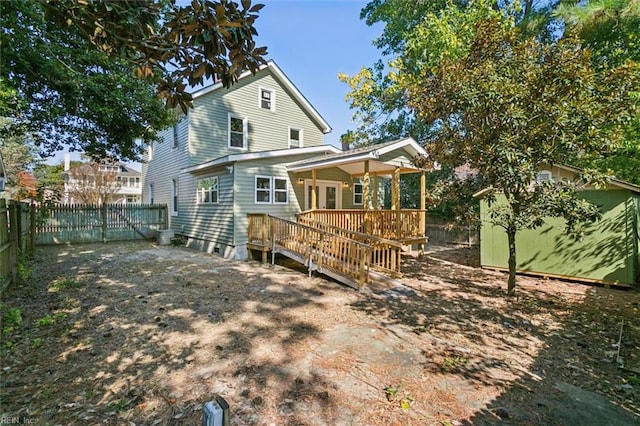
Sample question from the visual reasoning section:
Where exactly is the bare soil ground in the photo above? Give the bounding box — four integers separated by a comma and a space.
1, 241, 640, 425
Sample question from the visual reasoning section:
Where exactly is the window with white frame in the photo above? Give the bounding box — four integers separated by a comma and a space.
254, 176, 289, 204
255, 176, 271, 203
172, 124, 179, 148
171, 178, 178, 215
274, 178, 288, 203
197, 176, 219, 204
228, 114, 247, 149
289, 127, 302, 148
259, 87, 275, 111
353, 182, 363, 205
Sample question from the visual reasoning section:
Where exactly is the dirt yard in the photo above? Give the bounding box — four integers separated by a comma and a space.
2, 241, 640, 425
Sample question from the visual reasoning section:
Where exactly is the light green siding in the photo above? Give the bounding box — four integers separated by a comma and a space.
480, 190, 639, 286
188, 69, 326, 166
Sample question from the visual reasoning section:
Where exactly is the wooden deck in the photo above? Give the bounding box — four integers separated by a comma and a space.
247, 210, 427, 289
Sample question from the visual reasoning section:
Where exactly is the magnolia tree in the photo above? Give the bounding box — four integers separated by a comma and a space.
1, 0, 267, 161
403, 16, 638, 295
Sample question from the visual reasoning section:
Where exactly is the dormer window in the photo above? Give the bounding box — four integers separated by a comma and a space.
259, 87, 275, 111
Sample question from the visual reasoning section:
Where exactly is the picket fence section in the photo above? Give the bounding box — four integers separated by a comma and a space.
35, 203, 168, 245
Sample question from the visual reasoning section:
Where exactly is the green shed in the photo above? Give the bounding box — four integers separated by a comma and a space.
479, 165, 640, 287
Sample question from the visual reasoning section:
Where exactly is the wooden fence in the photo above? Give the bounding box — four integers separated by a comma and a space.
35, 203, 168, 245
425, 215, 479, 247
1, 200, 35, 294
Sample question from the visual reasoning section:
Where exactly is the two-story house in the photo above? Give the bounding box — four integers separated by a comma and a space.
63, 157, 142, 205
143, 60, 429, 262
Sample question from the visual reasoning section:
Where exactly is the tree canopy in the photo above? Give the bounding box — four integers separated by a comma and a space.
343, 0, 640, 294
0, 0, 267, 161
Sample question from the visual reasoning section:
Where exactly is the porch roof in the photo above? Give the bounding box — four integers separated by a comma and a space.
286, 137, 429, 177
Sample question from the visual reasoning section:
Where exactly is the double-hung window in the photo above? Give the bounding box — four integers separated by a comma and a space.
289, 127, 302, 148
353, 182, 363, 205
259, 87, 275, 111
197, 176, 219, 204
229, 114, 247, 149
171, 178, 178, 215
255, 176, 288, 204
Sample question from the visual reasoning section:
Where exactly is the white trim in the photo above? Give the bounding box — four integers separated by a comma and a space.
228, 113, 248, 150
288, 152, 380, 172
196, 176, 219, 204
304, 179, 342, 210
273, 177, 288, 204
288, 126, 303, 148
171, 178, 178, 216
255, 175, 272, 204
258, 86, 276, 111
182, 145, 341, 174
191, 60, 332, 134
353, 182, 364, 205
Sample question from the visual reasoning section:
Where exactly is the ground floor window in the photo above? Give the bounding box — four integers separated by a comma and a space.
197, 176, 219, 204
255, 176, 288, 204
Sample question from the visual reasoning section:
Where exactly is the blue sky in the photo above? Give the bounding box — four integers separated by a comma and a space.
255, 0, 383, 149
51, 0, 382, 167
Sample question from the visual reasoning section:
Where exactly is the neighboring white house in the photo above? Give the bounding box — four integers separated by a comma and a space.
62, 155, 142, 204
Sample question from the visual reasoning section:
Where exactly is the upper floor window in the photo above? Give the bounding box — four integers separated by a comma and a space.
228, 114, 248, 149
289, 127, 303, 148
259, 87, 275, 111
172, 124, 179, 149
353, 182, 363, 205
197, 176, 219, 204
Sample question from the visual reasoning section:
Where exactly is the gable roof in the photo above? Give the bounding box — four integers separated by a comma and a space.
190, 60, 332, 134
473, 163, 640, 198
287, 137, 429, 176
182, 145, 342, 174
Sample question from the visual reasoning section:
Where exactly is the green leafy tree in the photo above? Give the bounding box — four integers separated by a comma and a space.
555, 0, 640, 185
33, 163, 64, 203
1, 0, 267, 161
406, 18, 638, 294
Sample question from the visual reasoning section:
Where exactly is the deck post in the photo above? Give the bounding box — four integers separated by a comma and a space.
261, 214, 268, 264
419, 170, 426, 257
363, 160, 370, 234
372, 173, 378, 210
311, 169, 317, 210
393, 167, 401, 240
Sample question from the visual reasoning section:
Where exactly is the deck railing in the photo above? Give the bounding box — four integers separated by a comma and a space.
296, 216, 402, 277
297, 209, 427, 242
247, 213, 372, 288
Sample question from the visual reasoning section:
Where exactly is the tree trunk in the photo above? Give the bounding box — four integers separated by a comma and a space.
507, 228, 517, 296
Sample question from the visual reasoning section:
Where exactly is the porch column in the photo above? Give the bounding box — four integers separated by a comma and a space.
363, 160, 370, 208
392, 167, 401, 240
419, 170, 426, 256
363, 160, 371, 234
391, 167, 400, 211
372, 173, 379, 210
311, 169, 317, 210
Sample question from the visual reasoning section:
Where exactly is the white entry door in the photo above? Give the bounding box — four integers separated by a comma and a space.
305, 180, 341, 210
